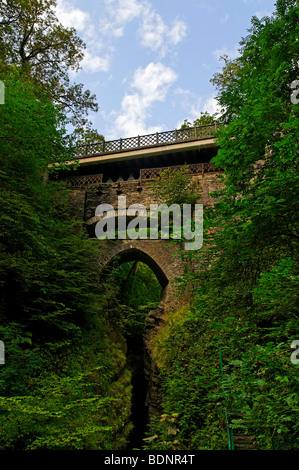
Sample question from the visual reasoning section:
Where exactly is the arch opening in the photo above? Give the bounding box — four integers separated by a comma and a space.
102, 248, 169, 290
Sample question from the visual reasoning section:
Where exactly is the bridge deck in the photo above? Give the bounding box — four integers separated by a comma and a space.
76, 124, 220, 161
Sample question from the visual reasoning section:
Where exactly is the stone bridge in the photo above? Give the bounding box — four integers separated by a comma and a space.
97, 239, 185, 300
60, 124, 223, 417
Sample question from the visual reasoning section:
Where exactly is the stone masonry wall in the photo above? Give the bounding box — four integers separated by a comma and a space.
68, 171, 224, 418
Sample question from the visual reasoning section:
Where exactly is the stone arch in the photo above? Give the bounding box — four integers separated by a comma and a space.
103, 247, 168, 289
97, 239, 185, 306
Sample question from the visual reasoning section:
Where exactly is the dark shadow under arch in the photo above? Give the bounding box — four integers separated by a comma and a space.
102, 247, 169, 289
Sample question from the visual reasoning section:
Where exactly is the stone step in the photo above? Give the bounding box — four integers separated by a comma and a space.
233, 433, 257, 450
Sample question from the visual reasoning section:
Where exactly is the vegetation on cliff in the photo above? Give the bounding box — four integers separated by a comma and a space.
0, 0, 298, 451
145, 0, 299, 450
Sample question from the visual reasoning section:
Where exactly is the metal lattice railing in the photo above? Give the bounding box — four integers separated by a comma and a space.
62, 163, 222, 189
76, 123, 220, 158
139, 162, 223, 181
64, 173, 103, 188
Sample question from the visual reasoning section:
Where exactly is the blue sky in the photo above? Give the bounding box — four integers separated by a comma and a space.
56, 0, 277, 139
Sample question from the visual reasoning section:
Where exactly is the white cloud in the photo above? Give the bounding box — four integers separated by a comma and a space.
102, 0, 187, 56
167, 19, 187, 45
101, 0, 143, 37
133, 62, 177, 98
139, 8, 187, 55
203, 96, 220, 116
81, 51, 111, 73
113, 62, 178, 137
56, 0, 112, 73
212, 44, 240, 61
56, 0, 90, 30
110, 0, 143, 24
56, 0, 187, 75
174, 88, 221, 128
138, 9, 165, 50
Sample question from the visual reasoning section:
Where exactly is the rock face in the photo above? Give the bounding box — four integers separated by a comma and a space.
144, 305, 165, 418
68, 174, 223, 420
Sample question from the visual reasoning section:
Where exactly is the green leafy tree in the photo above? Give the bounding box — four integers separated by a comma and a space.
0, 0, 98, 127
150, 165, 201, 207
0, 68, 132, 450
73, 123, 105, 146
210, 54, 242, 105
180, 112, 218, 129
146, 0, 299, 450
204, 0, 298, 447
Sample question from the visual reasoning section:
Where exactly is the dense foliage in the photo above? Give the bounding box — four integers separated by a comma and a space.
0, 69, 134, 450
180, 111, 218, 129
0, 0, 98, 130
145, 0, 299, 450
0, 0, 298, 452
0, 71, 161, 448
